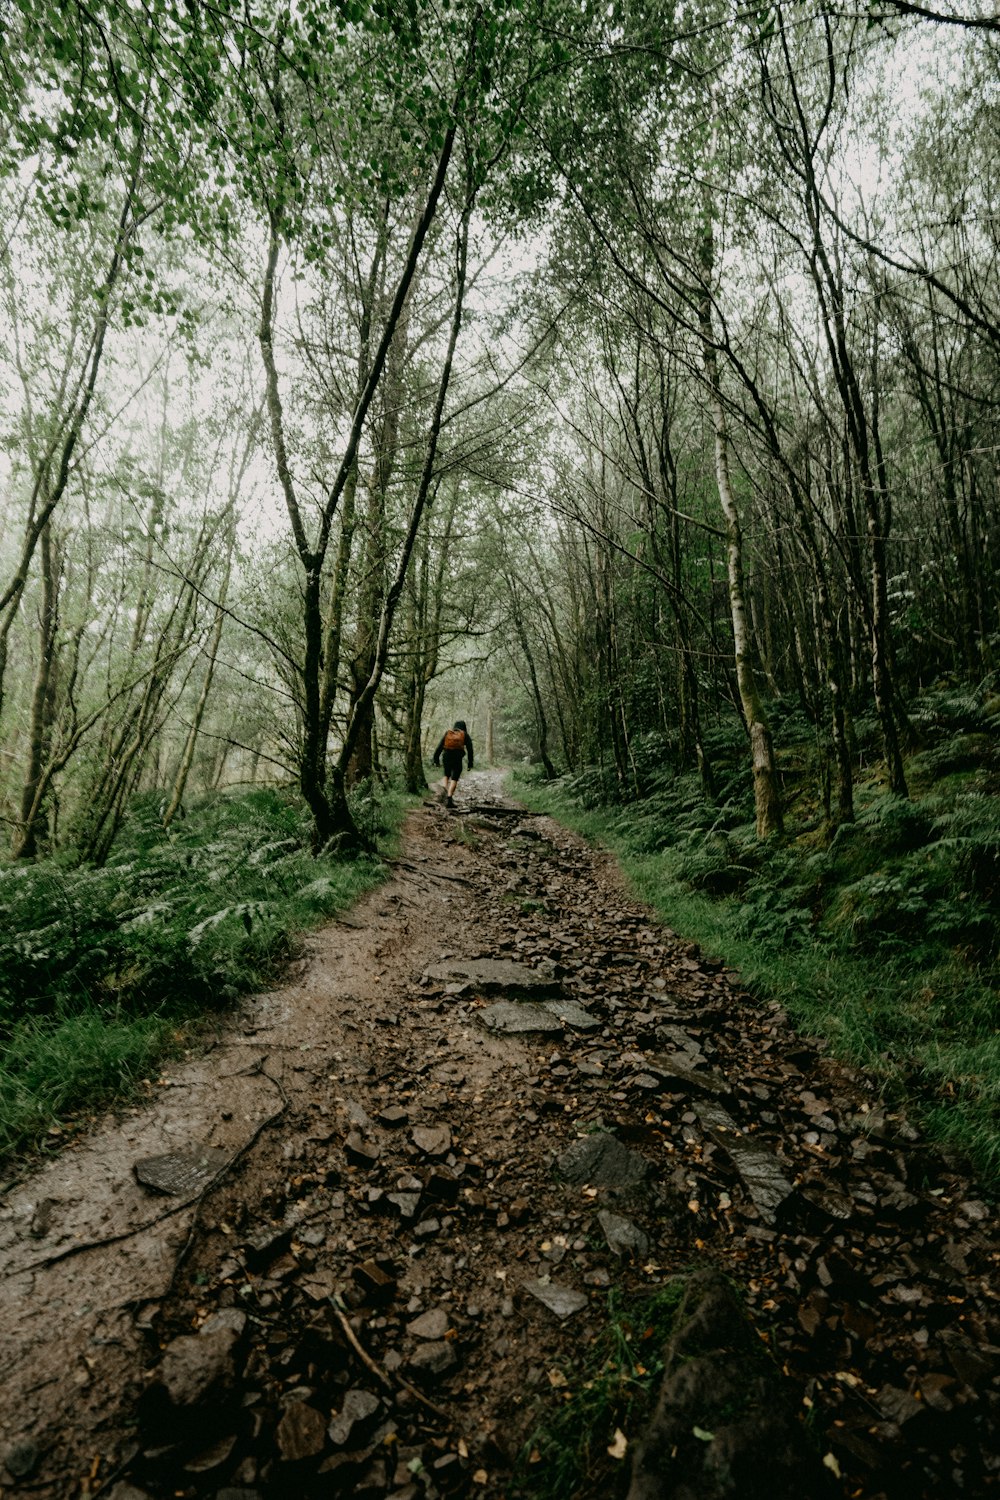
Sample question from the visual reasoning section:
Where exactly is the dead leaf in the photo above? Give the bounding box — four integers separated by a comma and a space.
607, 1428, 628, 1460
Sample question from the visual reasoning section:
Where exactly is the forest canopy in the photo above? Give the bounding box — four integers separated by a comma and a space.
1, 0, 997, 859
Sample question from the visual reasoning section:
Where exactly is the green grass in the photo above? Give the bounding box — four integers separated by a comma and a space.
510, 749, 1000, 1191
0, 782, 412, 1164
514, 1283, 685, 1500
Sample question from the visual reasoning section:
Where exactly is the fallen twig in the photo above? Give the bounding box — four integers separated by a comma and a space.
164, 1070, 289, 1293
17, 1087, 288, 1278
330, 1302, 452, 1423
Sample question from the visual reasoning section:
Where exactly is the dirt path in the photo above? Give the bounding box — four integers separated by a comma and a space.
1, 773, 997, 1499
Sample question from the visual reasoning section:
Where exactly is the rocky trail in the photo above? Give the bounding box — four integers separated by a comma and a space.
1, 772, 997, 1500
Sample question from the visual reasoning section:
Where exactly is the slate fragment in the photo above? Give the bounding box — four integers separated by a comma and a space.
352, 1260, 397, 1304
408, 1340, 459, 1378
345, 1131, 381, 1168
277, 1402, 327, 1461
696, 1100, 795, 1224
556, 1132, 650, 1190
540, 997, 600, 1031
184, 1433, 237, 1474
328, 1389, 380, 1446
423, 957, 562, 996
478, 1001, 563, 1035
597, 1209, 650, 1259
388, 1190, 422, 1219
523, 1279, 588, 1319
408, 1307, 450, 1339
156, 1329, 239, 1410
243, 1226, 293, 1270
134, 1146, 230, 1197
412, 1124, 451, 1157
645, 1054, 729, 1098
4, 1441, 39, 1480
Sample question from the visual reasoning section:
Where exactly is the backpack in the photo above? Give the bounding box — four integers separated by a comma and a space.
443, 728, 465, 752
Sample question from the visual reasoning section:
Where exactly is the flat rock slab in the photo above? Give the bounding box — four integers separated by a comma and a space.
327, 1389, 380, 1447
556, 1132, 650, 1190
541, 998, 600, 1031
423, 958, 562, 997
523, 1279, 589, 1319
276, 1402, 326, 1461
598, 1209, 651, 1259
646, 1054, 730, 1098
696, 1100, 795, 1225
408, 1308, 450, 1340
411, 1125, 452, 1157
134, 1147, 230, 1197
478, 1001, 564, 1035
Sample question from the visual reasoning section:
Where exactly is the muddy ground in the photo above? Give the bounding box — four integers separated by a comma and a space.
1, 772, 997, 1499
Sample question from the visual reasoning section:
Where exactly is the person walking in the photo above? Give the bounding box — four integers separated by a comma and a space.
432, 720, 474, 807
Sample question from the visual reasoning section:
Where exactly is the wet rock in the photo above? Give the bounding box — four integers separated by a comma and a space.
597, 1209, 650, 1259
541, 998, 600, 1031
523, 1279, 589, 1319
277, 1401, 327, 1461
352, 1260, 398, 1304
4, 1441, 39, 1479
696, 1100, 795, 1225
184, 1433, 238, 1474
134, 1146, 229, 1197
29, 1196, 58, 1238
556, 1132, 650, 1190
412, 1124, 451, 1157
200, 1309, 247, 1340
328, 1389, 381, 1446
157, 1329, 239, 1409
478, 1001, 564, 1035
408, 1340, 459, 1378
408, 1308, 450, 1340
388, 1191, 422, 1219
345, 1131, 381, 1169
243, 1226, 293, 1270
646, 1054, 729, 1098
424, 1166, 460, 1203
317, 1449, 368, 1482
875, 1385, 925, 1429
799, 1184, 855, 1224
627, 1270, 831, 1500
939, 1329, 998, 1387
423, 958, 562, 996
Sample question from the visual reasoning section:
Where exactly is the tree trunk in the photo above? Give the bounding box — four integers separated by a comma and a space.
699, 233, 783, 838
162, 604, 225, 829
12, 523, 59, 859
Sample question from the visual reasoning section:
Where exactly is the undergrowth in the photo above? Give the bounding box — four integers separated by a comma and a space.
0, 782, 410, 1164
514, 1282, 684, 1499
511, 684, 1000, 1190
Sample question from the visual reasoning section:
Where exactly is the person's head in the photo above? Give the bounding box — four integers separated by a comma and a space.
454, 719, 467, 731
